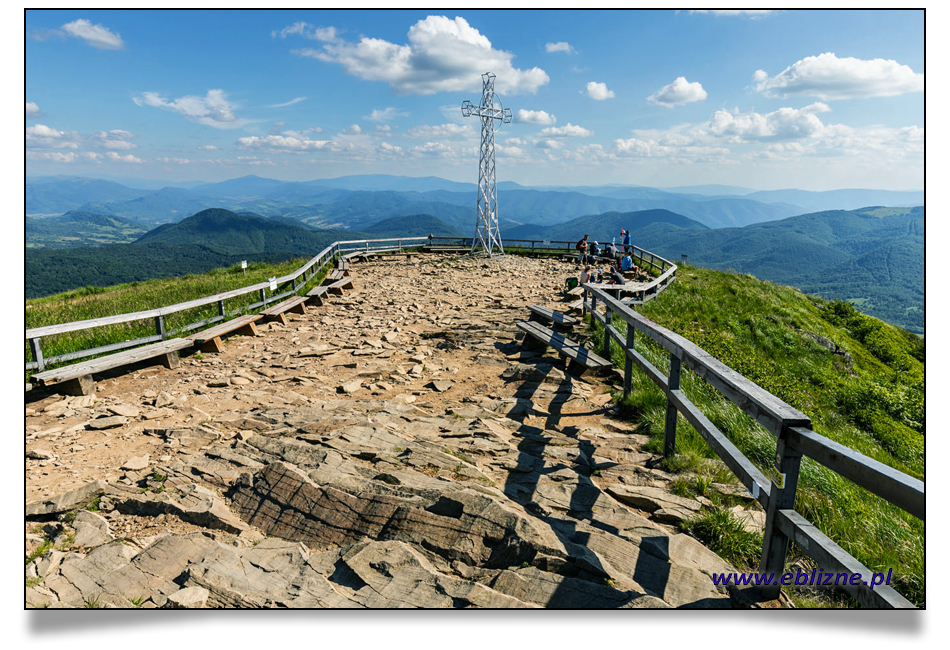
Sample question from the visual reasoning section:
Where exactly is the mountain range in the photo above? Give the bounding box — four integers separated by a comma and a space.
26, 174, 924, 233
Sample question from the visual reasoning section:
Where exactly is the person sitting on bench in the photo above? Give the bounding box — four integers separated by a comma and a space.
579, 266, 596, 285
621, 253, 634, 271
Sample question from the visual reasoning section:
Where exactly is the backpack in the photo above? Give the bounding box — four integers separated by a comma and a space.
576, 240, 584, 251
565, 277, 579, 290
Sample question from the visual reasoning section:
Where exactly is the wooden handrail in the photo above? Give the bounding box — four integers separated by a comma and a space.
583, 281, 924, 608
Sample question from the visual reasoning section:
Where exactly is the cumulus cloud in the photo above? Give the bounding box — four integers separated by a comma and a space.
754, 52, 924, 100
104, 151, 142, 163
709, 105, 827, 141
291, 15, 549, 95
26, 101, 42, 117
534, 139, 563, 149
515, 109, 556, 125
26, 123, 81, 149
60, 19, 124, 49
197, 144, 220, 150
365, 107, 407, 122
647, 77, 707, 107
92, 129, 138, 150
237, 134, 331, 151
538, 123, 592, 138
272, 22, 338, 41
341, 124, 362, 135
133, 89, 255, 129
406, 123, 476, 139
545, 41, 575, 54
586, 81, 615, 100
267, 97, 307, 108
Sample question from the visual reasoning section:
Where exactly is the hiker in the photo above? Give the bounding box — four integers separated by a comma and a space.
622, 229, 632, 254
606, 241, 618, 259
575, 234, 589, 265
621, 252, 634, 271
579, 265, 595, 285
590, 241, 601, 258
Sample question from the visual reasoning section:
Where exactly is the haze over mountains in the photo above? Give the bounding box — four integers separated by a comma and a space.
24, 174, 924, 334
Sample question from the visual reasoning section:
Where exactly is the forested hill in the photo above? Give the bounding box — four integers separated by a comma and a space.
634, 206, 925, 334
24, 209, 462, 298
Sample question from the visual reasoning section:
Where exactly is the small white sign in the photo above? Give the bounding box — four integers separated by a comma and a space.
269, 277, 277, 291
241, 260, 247, 269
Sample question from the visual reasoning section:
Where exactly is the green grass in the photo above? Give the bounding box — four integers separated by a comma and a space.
26, 256, 332, 379
588, 266, 924, 607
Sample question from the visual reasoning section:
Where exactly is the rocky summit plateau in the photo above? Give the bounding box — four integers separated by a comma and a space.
25, 253, 766, 609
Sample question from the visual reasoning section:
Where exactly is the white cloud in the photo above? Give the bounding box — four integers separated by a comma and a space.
26, 123, 81, 149
197, 144, 220, 150
545, 42, 575, 54
538, 123, 592, 138
375, 124, 392, 133
408, 141, 460, 158
104, 151, 142, 163
267, 97, 307, 108
26, 102, 42, 116
586, 81, 615, 100
515, 109, 556, 125
61, 19, 124, 49
709, 105, 826, 141
365, 107, 407, 122
534, 139, 563, 149
341, 124, 362, 135
406, 123, 476, 139
376, 141, 403, 155
92, 129, 137, 150
236, 134, 331, 152
292, 15, 549, 95
133, 89, 254, 129
156, 157, 192, 164
754, 52, 924, 100
647, 77, 707, 107
272, 22, 338, 41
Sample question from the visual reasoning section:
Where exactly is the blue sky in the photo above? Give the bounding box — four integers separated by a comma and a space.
24, 9, 924, 190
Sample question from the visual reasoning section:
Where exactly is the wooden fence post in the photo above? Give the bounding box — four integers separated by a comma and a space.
602, 305, 612, 358
155, 315, 166, 341
259, 288, 266, 305
623, 326, 635, 398
217, 300, 225, 318
663, 352, 682, 458
758, 429, 803, 600
30, 337, 45, 373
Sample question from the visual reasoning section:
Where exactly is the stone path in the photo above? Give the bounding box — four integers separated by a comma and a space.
25, 253, 760, 609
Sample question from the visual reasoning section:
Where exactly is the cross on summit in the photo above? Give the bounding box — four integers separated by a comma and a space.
462, 72, 512, 258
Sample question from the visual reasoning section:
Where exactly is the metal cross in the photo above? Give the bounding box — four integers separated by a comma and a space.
462, 72, 512, 257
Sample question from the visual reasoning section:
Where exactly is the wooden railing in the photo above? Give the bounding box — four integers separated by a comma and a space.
25, 237, 429, 373
582, 283, 924, 608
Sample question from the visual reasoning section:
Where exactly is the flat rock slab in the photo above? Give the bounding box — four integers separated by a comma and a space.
87, 416, 128, 430
27, 480, 109, 517
606, 485, 703, 514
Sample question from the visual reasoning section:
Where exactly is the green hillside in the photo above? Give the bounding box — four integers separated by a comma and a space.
506, 208, 708, 242
25, 209, 357, 298
594, 265, 924, 606
362, 214, 462, 238
625, 206, 924, 334
26, 211, 148, 248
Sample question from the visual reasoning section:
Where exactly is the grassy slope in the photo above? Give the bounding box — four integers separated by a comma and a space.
591, 266, 924, 606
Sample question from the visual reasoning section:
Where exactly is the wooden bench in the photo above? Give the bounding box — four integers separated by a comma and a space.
323, 268, 349, 284
261, 295, 308, 325
566, 299, 584, 314
528, 305, 579, 330
327, 277, 354, 295
187, 314, 262, 353
306, 285, 329, 306
30, 338, 192, 396
516, 320, 611, 377
422, 246, 469, 254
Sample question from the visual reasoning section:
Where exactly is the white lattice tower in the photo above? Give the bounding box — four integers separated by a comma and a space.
462, 72, 512, 257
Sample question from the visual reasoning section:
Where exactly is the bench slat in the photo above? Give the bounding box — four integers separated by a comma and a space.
516, 320, 611, 372
31, 338, 191, 385
187, 314, 262, 343
528, 305, 579, 327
